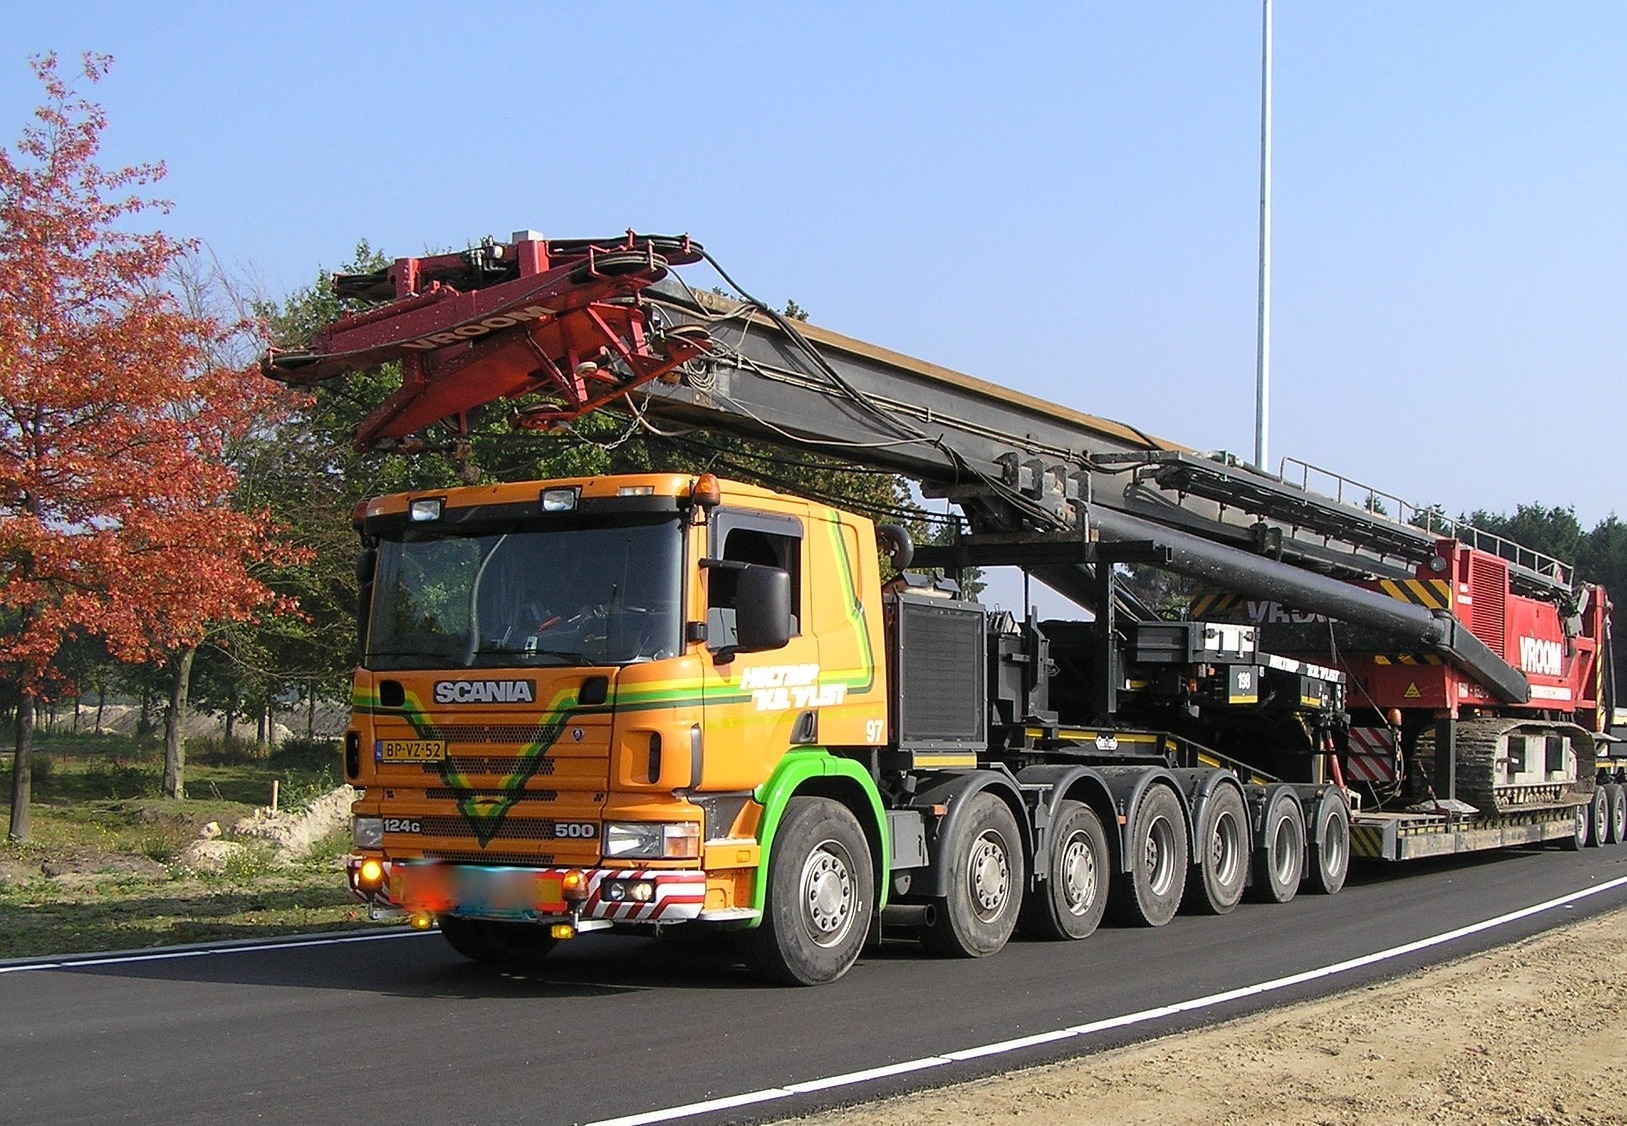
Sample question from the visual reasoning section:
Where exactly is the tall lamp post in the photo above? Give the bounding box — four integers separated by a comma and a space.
1254, 0, 1273, 472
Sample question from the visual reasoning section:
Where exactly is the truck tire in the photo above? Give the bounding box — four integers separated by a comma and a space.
437, 916, 558, 968
1586, 788, 1610, 848
740, 796, 874, 986
1250, 790, 1305, 904
1606, 784, 1627, 845
1559, 802, 1587, 851
1307, 792, 1350, 896
1108, 784, 1188, 927
1188, 785, 1247, 916
1020, 799, 1110, 940
921, 791, 1026, 957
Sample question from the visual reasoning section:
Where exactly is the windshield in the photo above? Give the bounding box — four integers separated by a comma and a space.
366, 516, 684, 670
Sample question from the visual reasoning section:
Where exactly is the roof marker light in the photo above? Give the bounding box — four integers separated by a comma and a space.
540, 486, 580, 513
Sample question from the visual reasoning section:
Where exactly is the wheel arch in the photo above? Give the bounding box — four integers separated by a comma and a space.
1167, 768, 1251, 867
1016, 764, 1120, 880
1093, 765, 1193, 875
749, 750, 890, 921
906, 770, 1030, 900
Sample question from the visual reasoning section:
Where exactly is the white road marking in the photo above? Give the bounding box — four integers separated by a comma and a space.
585, 872, 1627, 1126
0, 929, 425, 974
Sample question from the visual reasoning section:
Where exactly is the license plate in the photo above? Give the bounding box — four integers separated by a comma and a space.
392, 864, 565, 917
379, 738, 446, 762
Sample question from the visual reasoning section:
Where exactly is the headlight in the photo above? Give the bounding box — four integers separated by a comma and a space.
603, 821, 700, 860
352, 816, 384, 849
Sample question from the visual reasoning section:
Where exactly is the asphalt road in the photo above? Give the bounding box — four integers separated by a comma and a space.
6, 845, 1627, 1126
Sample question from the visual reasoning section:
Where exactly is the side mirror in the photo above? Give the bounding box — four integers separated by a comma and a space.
733, 565, 792, 654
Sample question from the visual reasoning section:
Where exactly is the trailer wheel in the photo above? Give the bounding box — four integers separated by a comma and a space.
1308, 792, 1350, 895
740, 796, 874, 986
1188, 785, 1248, 915
1109, 785, 1189, 927
1605, 784, 1627, 845
1021, 799, 1110, 940
922, 791, 1026, 957
1250, 790, 1305, 903
1559, 802, 1587, 851
437, 916, 558, 968
1586, 788, 1610, 848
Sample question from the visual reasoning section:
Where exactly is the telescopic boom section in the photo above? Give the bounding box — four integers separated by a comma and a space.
261, 232, 710, 451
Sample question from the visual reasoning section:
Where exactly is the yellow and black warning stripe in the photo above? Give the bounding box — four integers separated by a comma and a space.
1190, 592, 1247, 619
1375, 578, 1451, 611
1372, 654, 1447, 666
1350, 823, 1389, 859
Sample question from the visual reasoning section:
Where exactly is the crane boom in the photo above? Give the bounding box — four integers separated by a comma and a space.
263, 231, 1540, 702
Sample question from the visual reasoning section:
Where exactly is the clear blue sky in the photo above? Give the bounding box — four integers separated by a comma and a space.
7, 2, 1626, 538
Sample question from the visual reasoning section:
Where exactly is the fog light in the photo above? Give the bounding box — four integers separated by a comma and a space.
629, 881, 655, 903
550, 924, 577, 940
605, 881, 628, 902
408, 911, 434, 930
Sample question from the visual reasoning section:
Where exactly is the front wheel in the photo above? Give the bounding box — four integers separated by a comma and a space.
922, 791, 1026, 957
739, 797, 874, 986
1021, 799, 1110, 940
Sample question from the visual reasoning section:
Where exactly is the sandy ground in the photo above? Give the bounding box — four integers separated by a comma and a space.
792, 905, 1627, 1126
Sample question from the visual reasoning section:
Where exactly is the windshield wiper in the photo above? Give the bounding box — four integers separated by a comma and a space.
472, 643, 596, 666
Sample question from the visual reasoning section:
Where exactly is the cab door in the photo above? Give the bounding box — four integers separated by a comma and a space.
699, 509, 818, 790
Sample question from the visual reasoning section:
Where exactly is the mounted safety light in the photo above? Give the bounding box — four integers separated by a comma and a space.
355, 857, 385, 893
561, 869, 589, 902
690, 473, 721, 509
540, 486, 580, 513
408, 498, 444, 522
617, 485, 655, 497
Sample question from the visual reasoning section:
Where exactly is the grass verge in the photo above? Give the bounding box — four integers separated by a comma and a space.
1, 734, 380, 960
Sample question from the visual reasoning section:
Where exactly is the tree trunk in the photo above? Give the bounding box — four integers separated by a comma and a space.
223, 680, 238, 745
257, 702, 270, 749
73, 691, 81, 734
9, 693, 34, 842
95, 680, 105, 735
306, 684, 316, 740
137, 681, 155, 742
163, 647, 197, 800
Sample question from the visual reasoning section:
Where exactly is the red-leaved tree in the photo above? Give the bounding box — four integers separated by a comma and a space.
0, 54, 292, 838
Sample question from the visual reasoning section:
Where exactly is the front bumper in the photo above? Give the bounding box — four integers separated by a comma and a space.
348, 857, 708, 925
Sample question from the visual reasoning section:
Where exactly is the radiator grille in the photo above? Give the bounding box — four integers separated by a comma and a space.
1468, 554, 1509, 653
421, 724, 563, 744
424, 788, 557, 802
892, 596, 987, 750
418, 756, 557, 776
416, 816, 568, 841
